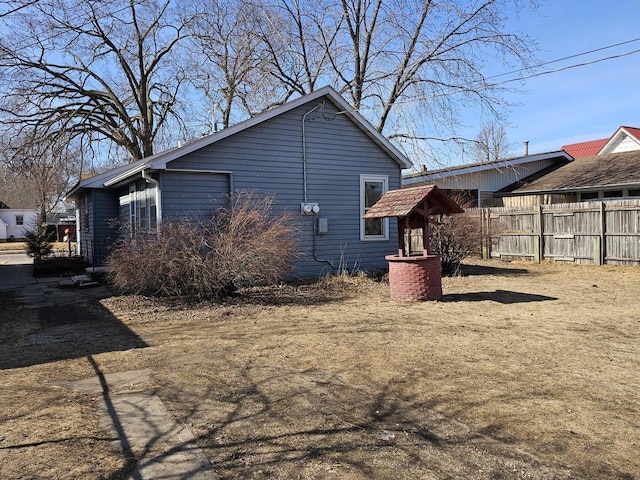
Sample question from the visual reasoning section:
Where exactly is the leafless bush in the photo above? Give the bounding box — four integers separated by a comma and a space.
107, 191, 296, 299
430, 196, 483, 276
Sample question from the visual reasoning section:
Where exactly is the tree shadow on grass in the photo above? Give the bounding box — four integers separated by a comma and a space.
440, 289, 558, 304
170, 364, 583, 479
458, 263, 530, 277
0, 292, 148, 370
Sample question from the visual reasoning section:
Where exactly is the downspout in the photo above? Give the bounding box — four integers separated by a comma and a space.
302, 102, 335, 271
142, 170, 162, 237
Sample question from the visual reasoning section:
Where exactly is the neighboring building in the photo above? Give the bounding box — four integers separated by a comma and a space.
403, 150, 573, 207
496, 150, 640, 203
405, 125, 640, 208
562, 126, 640, 158
498, 126, 640, 205
0, 203, 38, 241
66, 87, 412, 276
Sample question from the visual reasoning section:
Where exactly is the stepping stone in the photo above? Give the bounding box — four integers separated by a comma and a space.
71, 274, 92, 285
59, 278, 75, 288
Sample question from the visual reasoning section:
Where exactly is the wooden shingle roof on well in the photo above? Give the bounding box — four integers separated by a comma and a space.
363, 185, 464, 219
503, 150, 640, 194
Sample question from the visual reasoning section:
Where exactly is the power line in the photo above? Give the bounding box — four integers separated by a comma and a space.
490, 48, 640, 87
485, 36, 640, 81
369, 38, 640, 106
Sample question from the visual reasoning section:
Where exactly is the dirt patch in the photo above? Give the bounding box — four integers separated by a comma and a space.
1, 259, 639, 479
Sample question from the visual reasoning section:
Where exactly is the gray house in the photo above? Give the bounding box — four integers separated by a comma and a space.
66, 87, 412, 277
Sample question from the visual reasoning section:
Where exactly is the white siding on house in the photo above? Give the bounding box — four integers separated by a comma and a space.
417, 158, 559, 192
604, 135, 640, 153
0, 209, 37, 240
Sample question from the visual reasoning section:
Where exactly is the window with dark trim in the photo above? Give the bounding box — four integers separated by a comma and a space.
603, 190, 623, 198
15, 215, 23, 226
580, 191, 599, 200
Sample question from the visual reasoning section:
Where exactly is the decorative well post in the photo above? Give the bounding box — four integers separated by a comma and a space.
363, 185, 463, 301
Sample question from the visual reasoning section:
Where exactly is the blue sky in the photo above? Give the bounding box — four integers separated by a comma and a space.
461, 0, 640, 157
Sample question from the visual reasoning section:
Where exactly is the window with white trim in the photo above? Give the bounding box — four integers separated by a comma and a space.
360, 174, 388, 241
129, 181, 157, 235
15, 215, 23, 226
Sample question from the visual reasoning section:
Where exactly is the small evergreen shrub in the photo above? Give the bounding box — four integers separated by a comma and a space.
25, 227, 53, 260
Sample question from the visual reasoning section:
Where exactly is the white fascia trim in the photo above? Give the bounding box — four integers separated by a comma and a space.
499, 181, 640, 196
103, 163, 148, 187
404, 151, 572, 183
164, 168, 233, 174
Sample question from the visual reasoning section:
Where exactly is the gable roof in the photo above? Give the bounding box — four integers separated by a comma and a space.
561, 138, 608, 158
500, 150, 640, 195
364, 184, 464, 219
562, 126, 640, 158
67, 87, 411, 199
403, 150, 573, 185
599, 125, 640, 155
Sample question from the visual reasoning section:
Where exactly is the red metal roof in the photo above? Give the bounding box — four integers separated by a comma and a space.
621, 126, 640, 141
561, 138, 608, 158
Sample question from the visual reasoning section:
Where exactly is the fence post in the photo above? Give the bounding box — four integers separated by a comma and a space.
536, 205, 544, 263
599, 202, 606, 265
481, 208, 491, 260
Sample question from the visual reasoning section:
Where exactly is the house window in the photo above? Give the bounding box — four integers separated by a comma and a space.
603, 190, 623, 198
129, 181, 157, 235
83, 196, 89, 232
360, 174, 388, 241
629, 189, 640, 197
580, 191, 599, 200
15, 215, 23, 226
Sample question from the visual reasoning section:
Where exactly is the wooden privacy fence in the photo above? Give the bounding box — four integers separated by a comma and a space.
470, 199, 640, 266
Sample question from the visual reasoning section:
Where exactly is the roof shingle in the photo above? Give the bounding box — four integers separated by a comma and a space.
505, 150, 640, 194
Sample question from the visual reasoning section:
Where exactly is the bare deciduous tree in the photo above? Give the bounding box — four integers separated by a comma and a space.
189, 0, 273, 130
0, 0, 192, 162
473, 121, 513, 163
1, 129, 82, 221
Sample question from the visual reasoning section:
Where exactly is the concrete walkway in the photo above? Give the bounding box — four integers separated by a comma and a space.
69, 368, 217, 480
0, 253, 36, 291
1, 252, 219, 479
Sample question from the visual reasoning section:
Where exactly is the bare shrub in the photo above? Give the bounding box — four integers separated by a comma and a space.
107, 191, 296, 299
430, 197, 483, 276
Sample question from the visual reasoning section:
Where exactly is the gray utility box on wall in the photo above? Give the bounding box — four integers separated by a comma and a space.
316, 217, 328, 234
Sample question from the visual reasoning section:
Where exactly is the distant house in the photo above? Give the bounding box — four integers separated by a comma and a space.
498, 126, 640, 205
0, 202, 38, 241
405, 125, 640, 208
65, 87, 412, 276
403, 149, 573, 207
497, 150, 640, 203
562, 126, 640, 158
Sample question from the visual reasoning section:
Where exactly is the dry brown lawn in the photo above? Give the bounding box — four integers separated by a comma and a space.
1, 259, 639, 479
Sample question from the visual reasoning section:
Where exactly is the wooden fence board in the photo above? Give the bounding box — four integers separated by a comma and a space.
471, 199, 640, 266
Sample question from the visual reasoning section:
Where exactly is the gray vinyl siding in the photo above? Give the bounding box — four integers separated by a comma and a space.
93, 189, 119, 239
118, 186, 130, 227
78, 189, 118, 265
160, 171, 231, 220
165, 100, 401, 277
